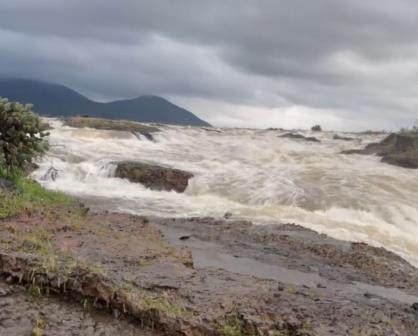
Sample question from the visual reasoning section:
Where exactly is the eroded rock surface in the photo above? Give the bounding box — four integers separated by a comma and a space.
1, 210, 418, 335
115, 161, 193, 193
0, 280, 160, 336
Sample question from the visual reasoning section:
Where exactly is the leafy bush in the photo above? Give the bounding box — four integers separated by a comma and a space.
311, 125, 322, 132
0, 98, 49, 172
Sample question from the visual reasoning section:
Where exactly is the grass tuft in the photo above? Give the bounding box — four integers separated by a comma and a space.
217, 314, 245, 336
0, 169, 78, 219
31, 314, 45, 336
142, 296, 186, 318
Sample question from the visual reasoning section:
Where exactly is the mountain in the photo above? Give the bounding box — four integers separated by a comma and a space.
0, 78, 211, 127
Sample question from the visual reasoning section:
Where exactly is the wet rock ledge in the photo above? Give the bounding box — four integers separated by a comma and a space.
1, 207, 418, 335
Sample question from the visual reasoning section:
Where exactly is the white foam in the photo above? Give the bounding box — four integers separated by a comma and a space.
33, 121, 418, 266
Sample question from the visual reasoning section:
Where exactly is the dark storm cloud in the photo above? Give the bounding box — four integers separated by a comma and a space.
1, 0, 418, 129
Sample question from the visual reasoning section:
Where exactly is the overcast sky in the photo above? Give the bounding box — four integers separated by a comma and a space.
1, 0, 418, 130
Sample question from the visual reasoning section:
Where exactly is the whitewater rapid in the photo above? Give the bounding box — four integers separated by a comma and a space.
33, 119, 418, 266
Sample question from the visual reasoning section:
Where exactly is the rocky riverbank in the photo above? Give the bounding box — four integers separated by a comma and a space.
342, 132, 418, 168
1, 200, 418, 335
3, 119, 418, 335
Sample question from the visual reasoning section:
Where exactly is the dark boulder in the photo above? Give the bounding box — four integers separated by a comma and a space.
280, 133, 320, 143
224, 212, 233, 219
115, 161, 193, 193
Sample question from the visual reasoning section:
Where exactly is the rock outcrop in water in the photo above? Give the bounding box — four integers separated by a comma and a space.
279, 132, 320, 142
115, 161, 193, 192
342, 133, 418, 168
66, 117, 159, 141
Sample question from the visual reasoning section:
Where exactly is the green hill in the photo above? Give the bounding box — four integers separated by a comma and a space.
0, 78, 211, 127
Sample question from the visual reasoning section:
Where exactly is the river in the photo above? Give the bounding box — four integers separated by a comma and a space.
32, 119, 418, 266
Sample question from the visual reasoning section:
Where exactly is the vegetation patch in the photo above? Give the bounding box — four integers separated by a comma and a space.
216, 313, 259, 336
141, 296, 186, 319
31, 314, 45, 336
0, 98, 49, 173
65, 116, 160, 134
0, 171, 79, 219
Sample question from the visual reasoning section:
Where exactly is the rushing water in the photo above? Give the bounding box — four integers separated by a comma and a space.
32, 119, 418, 266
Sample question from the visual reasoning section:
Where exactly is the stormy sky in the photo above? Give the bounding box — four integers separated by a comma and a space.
1, 0, 418, 130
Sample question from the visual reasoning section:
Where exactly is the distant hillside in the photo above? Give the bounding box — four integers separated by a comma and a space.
0, 78, 211, 127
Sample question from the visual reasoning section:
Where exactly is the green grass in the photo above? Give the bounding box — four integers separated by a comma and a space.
216, 315, 247, 336
0, 168, 77, 219
141, 296, 186, 318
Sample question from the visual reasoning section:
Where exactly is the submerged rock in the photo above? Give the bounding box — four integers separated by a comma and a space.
115, 161, 193, 193
333, 134, 354, 141
279, 132, 320, 143
224, 212, 233, 219
342, 133, 418, 168
131, 131, 155, 142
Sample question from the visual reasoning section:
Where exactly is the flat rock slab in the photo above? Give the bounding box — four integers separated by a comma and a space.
2, 211, 418, 335
115, 161, 193, 193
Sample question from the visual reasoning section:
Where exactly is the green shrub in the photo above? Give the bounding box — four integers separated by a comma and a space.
0, 98, 49, 173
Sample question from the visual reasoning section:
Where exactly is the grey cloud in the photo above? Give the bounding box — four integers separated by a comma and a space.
1, 0, 418, 129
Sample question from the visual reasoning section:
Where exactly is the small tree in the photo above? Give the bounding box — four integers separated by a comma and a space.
311, 125, 322, 132
0, 98, 49, 173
